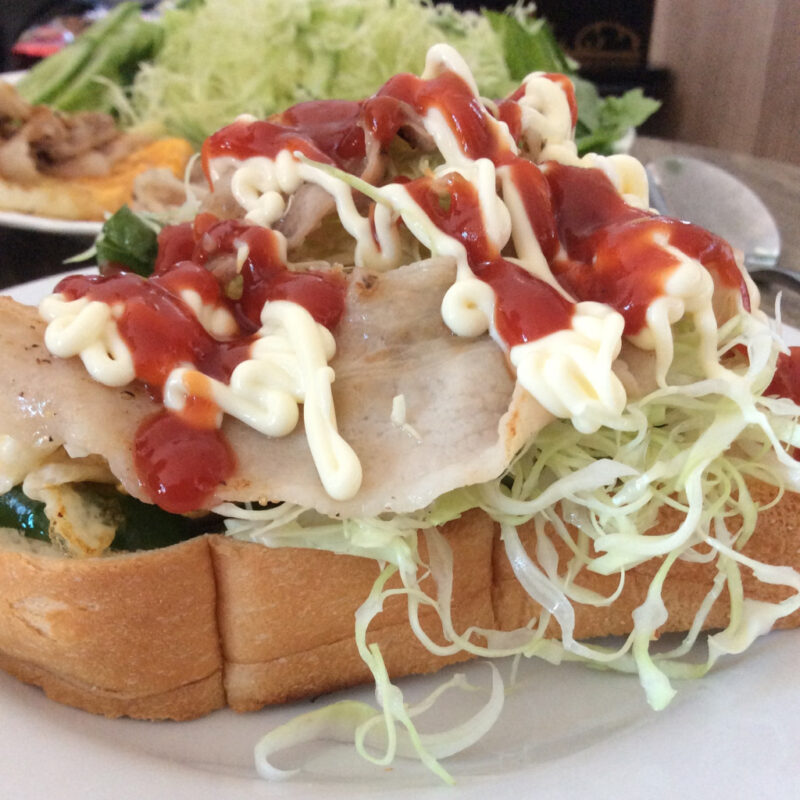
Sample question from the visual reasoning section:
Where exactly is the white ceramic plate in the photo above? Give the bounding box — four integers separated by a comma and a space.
3, 273, 800, 798
0, 208, 102, 236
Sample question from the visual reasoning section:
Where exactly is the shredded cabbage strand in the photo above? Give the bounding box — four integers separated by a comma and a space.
225, 310, 800, 782
128, 0, 514, 145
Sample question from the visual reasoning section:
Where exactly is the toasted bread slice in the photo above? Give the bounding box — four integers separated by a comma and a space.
0, 492, 798, 720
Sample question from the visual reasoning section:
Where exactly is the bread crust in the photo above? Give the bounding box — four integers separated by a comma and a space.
0, 533, 224, 719
210, 510, 496, 711
0, 487, 798, 720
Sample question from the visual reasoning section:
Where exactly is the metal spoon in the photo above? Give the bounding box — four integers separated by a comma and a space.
645, 155, 796, 286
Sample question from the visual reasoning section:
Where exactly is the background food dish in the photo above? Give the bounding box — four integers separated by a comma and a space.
0, 72, 102, 235
0, 70, 103, 236
2, 272, 800, 796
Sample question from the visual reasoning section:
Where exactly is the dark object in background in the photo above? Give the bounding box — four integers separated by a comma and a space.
0, 226, 93, 290
529, 0, 669, 137
11, 13, 93, 64
449, 0, 670, 137
0, 1, 97, 71
534, 0, 655, 68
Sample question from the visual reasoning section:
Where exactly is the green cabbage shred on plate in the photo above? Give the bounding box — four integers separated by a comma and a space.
16, 0, 659, 154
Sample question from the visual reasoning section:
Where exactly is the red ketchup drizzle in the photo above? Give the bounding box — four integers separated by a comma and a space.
134, 413, 235, 514
370, 70, 573, 346
203, 67, 521, 182
767, 349, 800, 405
544, 163, 750, 335
370, 70, 514, 163
496, 96, 522, 142
506, 159, 559, 262
55, 218, 346, 512
191, 218, 346, 331
153, 221, 196, 273
405, 172, 573, 347
202, 100, 366, 183
278, 100, 366, 162
57, 270, 232, 388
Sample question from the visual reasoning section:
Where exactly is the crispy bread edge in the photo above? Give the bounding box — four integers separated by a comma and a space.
0, 488, 798, 720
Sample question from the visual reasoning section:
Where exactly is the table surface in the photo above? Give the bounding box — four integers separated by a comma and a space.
1, 135, 799, 322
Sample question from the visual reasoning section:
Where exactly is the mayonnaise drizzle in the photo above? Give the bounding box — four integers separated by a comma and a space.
40, 290, 363, 502
497, 165, 572, 297
163, 300, 361, 500
517, 72, 576, 163
38, 44, 751, 501
511, 303, 627, 433
39, 294, 135, 387
227, 152, 403, 272
626, 233, 718, 386
178, 289, 238, 338
0, 435, 59, 495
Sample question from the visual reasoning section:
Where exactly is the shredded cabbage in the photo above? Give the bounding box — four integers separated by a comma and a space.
221, 305, 800, 783
128, 0, 514, 145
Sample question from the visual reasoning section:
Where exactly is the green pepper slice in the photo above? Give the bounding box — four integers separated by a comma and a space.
0, 487, 50, 541
0, 484, 221, 552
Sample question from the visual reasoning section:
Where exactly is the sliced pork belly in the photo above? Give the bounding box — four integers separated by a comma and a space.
0, 258, 550, 517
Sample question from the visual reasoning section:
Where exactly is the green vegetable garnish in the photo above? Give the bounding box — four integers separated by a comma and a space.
0, 487, 50, 542
573, 82, 661, 155
88, 485, 219, 551
95, 205, 160, 277
484, 9, 573, 78
17, 3, 162, 115
0, 484, 219, 552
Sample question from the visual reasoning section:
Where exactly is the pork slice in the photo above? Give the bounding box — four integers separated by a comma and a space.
0, 258, 550, 517
224, 258, 551, 516
0, 296, 158, 500
275, 183, 335, 250
0, 93, 133, 181
0, 133, 39, 182
274, 133, 388, 253
26, 109, 119, 164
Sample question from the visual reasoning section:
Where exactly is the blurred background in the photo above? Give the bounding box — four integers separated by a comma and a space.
1, 0, 798, 163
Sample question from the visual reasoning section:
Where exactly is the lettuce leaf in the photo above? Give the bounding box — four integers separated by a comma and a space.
483, 8, 574, 77
574, 80, 662, 155
95, 206, 159, 277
